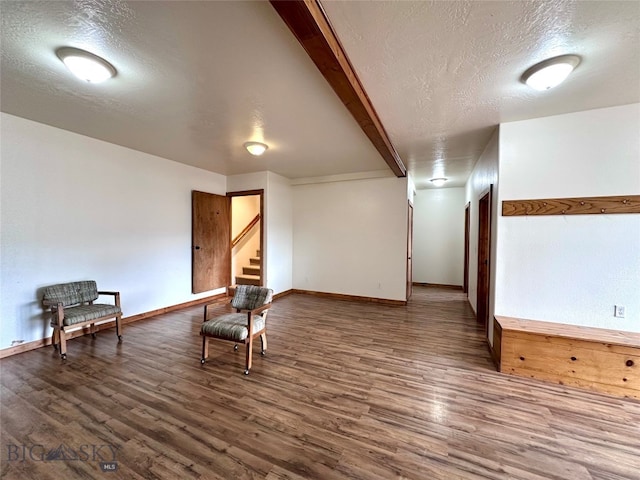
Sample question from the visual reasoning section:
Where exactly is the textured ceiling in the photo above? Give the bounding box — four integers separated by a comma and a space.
322, 0, 640, 188
0, 1, 387, 178
2, 1, 639, 188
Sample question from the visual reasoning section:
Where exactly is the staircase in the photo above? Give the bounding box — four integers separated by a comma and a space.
235, 249, 261, 286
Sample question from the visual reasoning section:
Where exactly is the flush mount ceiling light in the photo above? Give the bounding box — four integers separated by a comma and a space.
56, 47, 116, 83
430, 177, 447, 187
521, 54, 581, 91
244, 141, 268, 156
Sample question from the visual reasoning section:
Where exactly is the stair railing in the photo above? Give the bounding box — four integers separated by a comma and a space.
232, 214, 260, 248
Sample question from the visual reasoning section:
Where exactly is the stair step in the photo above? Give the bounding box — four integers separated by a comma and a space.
256, 249, 261, 257
243, 265, 260, 275
235, 274, 261, 286
249, 257, 260, 265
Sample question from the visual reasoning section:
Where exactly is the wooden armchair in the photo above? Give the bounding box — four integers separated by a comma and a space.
42, 281, 122, 360
200, 285, 273, 374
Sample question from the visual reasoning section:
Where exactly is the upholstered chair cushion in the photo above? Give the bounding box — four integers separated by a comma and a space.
58, 304, 122, 326
201, 313, 266, 341
43, 280, 99, 307
231, 285, 273, 311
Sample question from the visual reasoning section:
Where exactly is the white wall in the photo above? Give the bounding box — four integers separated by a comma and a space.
227, 171, 293, 295
293, 176, 408, 301
413, 188, 465, 286
465, 128, 500, 342
266, 172, 293, 295
0, 113, 226, 350
497, 103, 640, 333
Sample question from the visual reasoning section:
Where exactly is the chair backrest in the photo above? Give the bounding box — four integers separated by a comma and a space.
42, 281, 99, 307
231, 285, 273, 310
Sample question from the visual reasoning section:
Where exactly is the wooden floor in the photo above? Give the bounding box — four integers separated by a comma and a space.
1, 287, 639, 480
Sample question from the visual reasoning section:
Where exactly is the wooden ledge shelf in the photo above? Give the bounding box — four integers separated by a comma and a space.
494, 315, 640, 399
502, 195, 640, 216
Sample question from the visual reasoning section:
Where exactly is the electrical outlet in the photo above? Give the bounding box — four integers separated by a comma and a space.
614, 305, 625, 318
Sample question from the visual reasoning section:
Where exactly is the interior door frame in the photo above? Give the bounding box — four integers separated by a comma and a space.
406, 200, 413, 300
476, 185, 493, 338
463, 202, 470, 294
227, 189, 265, 286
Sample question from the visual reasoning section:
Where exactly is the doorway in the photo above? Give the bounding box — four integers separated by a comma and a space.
476, 186, 492, 337
228, 190, 264, 287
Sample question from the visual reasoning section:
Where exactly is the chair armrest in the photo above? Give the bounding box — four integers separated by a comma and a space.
43, 299, 63, 308
243, 303, 271, 315
98, 291, 121, 308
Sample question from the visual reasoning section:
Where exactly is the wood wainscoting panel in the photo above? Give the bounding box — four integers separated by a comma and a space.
496, 315, 640, 399
502, 194, 640, 216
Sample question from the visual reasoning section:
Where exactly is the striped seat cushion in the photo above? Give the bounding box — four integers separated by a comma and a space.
201, 313, 265, 342
53, 304, 122, 326
43, 281, 99, 307
231, 285, 273, 310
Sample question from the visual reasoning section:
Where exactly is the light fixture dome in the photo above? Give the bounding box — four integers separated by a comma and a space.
521, 54, 581, 91
430, 178, 447, 187
244, 141, 268, 156
56, 47, 116, 83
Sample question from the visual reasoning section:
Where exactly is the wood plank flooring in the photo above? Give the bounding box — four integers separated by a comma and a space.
1, 287, 639, 479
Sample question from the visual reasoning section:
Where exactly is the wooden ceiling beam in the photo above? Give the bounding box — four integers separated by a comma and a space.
270, 0, 407, 177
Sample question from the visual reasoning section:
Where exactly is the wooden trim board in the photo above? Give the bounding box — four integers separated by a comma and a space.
273, 289, 293, 300
502, 194, 640, 216
0, 292, 228, 359
495, 315, 640, 399
496, 316, 640, 348
292, 289, 406, 306
413, 282, 462, 290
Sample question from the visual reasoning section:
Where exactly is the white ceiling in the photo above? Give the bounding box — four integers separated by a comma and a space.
2, 1, 639, 188
323, 0, 640, 188
0, 1, 387, 178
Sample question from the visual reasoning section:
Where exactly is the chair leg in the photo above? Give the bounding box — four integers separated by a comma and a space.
59, 329, 67, 360
51, 328, 59, 350
260, 333, 267, 356
201, 336, 209, 364
91, 323, 97, 339
116, 315, 123, 341
245, 337, 253, 375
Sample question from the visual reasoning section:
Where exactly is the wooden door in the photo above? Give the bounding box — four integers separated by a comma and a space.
463, 203, 470, 294
407, 201, 414, 300
476, 186, 492, 335
192, 191, 231, 294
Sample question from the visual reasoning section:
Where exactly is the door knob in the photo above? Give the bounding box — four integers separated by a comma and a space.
194, 246, 201, 250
